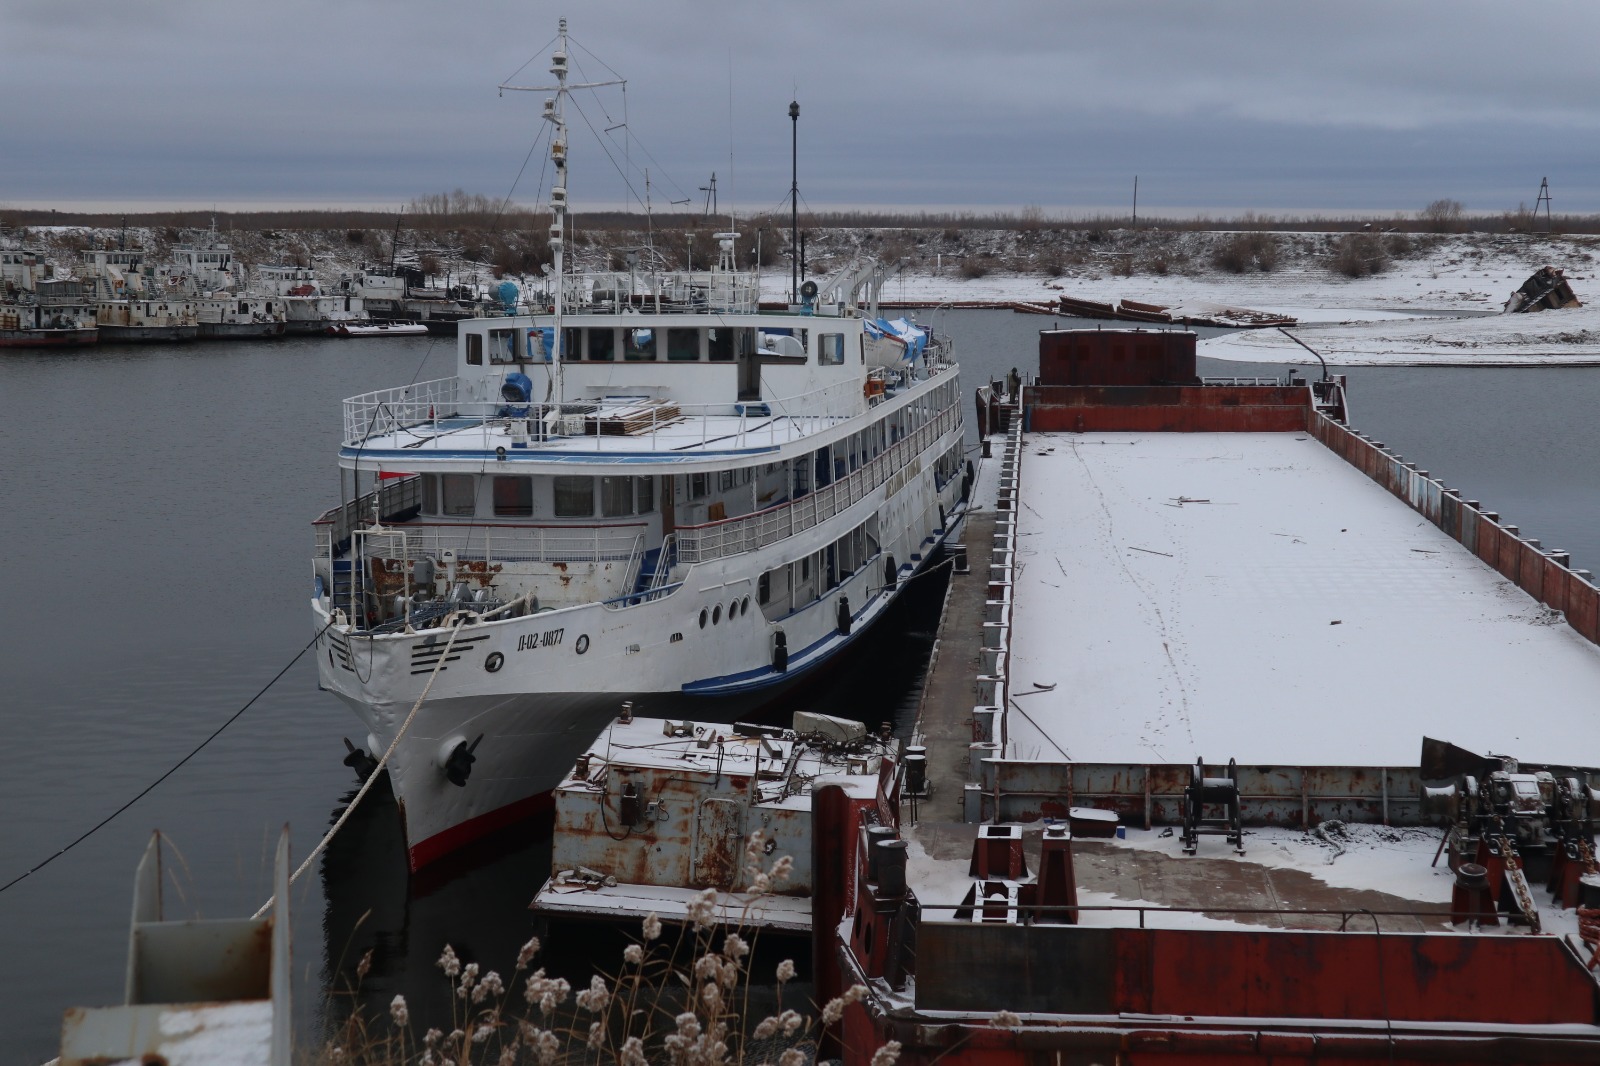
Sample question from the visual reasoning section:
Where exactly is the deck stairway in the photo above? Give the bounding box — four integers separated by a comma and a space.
627, 536, 677, 605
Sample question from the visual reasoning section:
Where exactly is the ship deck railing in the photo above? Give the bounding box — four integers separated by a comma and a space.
342, 374, 873, 451
554, 269, 762, 315
677, 400, 962, 564
316, 512, 650, 568
913, 900, 1457, 932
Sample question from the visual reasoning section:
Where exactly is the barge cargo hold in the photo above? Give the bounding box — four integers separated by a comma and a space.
822, 328, 1600, 1065
532, 711, 895, 936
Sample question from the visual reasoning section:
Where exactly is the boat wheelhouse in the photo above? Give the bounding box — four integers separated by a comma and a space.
0, 248, 98, 347
83, 249, 199, 343
257, 264, 366, 334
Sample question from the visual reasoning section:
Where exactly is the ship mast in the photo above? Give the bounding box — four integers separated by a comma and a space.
501, 18, 624, 410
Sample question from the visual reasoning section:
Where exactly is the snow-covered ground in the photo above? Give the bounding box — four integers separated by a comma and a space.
805, 232, 1600, 365
14, 223, 1599, 364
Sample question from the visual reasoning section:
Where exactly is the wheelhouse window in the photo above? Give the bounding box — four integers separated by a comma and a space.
442, 474, 476, 516
586, 328, 615, 361
492, 475, 533, 517
553, 476, 595, 517
666, 328, 700, 362
624, 327, 656, 361
818, 333, 845, 365
488, 329, 518, 364
466, 334, 483, 365
600, 476, 633, 517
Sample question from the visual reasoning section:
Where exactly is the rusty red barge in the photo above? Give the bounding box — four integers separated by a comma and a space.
814, 328, 1600, 1065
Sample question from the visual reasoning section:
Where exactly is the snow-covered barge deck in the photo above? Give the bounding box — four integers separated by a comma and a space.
817, 328, 1600, 1065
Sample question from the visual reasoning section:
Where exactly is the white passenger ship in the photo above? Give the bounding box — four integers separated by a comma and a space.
309, 22, 971, 870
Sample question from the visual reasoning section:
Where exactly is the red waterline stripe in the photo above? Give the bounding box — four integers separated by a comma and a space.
407, 791, 554, 871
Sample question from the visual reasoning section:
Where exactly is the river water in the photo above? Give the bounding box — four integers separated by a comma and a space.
3, 312, 1600, 1061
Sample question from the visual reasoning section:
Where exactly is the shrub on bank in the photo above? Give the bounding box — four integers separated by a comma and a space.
1212, 233, 1280, 273
1330, 233, 1388, 277
314, 832, 894, 1066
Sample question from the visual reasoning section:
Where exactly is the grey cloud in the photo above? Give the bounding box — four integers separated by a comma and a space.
2, 0, 1597, 212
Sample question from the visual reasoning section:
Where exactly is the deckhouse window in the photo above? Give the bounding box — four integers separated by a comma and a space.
708, 328, 734, 362
562, 327, 582, 362
442, 474, 476, 516
667, 328, 700, 362
492, 475, 533, 517
586, 328, 615, 361
554, 476, 595, 517
624, 327, 656, 361
600, 476, 633, 517
819, 333, 845, 365
636, 476, 654, 512
422, 473, 439, 514
488, 329, 518, 364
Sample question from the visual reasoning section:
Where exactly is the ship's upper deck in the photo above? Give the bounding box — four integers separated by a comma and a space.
340, 297, 954, 471
1008, 429, 1600, 769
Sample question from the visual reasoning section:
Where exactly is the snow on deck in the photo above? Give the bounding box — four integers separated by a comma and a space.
351, 410, 844, 461
1008, 431, 1600, 768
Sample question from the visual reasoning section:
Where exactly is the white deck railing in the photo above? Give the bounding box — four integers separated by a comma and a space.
355, 522, 648, 565
342, 375, 870, 449
675, 402, 961, 564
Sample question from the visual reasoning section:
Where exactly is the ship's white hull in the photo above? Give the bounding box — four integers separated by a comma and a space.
314, 420, 969, 870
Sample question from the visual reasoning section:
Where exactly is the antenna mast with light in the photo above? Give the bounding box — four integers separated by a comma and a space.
500, 19, 624, 408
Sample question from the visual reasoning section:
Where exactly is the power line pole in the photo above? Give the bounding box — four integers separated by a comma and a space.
1535, 177, 1554, 233
1132, 175, 1138, 230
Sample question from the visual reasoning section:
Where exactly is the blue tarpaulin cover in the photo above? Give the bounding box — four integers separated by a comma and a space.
864, 317, 928, 363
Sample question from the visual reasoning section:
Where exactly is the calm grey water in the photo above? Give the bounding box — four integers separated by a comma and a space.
3, 312, 1600, 1061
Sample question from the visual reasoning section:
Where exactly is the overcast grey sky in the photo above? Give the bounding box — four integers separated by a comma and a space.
4, 0, 1598, 217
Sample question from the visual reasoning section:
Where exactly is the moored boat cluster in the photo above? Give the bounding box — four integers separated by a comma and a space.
0, 232, 501, 348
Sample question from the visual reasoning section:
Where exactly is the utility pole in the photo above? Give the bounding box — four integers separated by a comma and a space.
1132, 175, 1138, 230
789, 99, 800, 303
699, 173, 718, 219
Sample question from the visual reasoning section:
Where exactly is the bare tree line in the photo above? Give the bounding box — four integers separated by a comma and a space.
6, 192, 1600, 236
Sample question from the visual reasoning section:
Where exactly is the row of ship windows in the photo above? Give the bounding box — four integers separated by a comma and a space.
418, 472, 757, 519
466, 326, 848, 365
412, 382, 957, 521
421, 473, 656, 518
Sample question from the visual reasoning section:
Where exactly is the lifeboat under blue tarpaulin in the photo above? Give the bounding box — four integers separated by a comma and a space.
864, 317, 928, 363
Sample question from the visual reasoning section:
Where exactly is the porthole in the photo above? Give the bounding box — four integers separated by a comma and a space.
485, 652, 505, 673
712, 604, 722, 625
698, 608, 708, 629
741, 596, 750, 616
575, 634, 590, 655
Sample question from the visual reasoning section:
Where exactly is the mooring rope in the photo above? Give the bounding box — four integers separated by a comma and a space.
0, 621, 333, 898
253, 614, 467, 918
